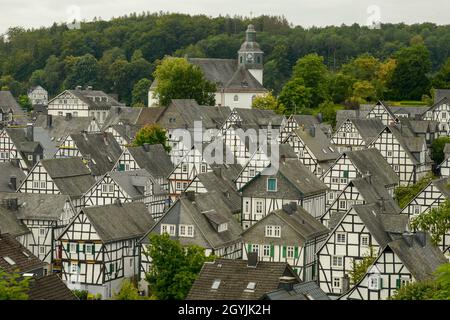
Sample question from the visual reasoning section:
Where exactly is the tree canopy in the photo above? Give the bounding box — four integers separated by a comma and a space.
430, 136, 450, 165
411, 200, 450, 246
144, 233, 215, 300
0, 270, 30, 300
133, 124, 171, 152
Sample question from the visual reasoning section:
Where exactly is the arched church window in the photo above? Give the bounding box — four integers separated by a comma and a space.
234, 95, 239, 102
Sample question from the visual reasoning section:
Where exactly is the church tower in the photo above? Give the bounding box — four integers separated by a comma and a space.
238, 24, 264, 85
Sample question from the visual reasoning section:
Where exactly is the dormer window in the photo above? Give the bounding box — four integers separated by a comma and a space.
179, 224, 194, 238
218, 223, 228, 233
267, 178, 277, 192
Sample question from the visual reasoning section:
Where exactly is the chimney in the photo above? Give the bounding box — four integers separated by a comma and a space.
280, 154, 286, 164
9, 176, 17, 191
46, 114, 53, 128
7, 198, 19, 211
278, 276, 297, 292
102, 132, 109, 146
316, 113, 323, 123
75, 85, 82, 90
415, 231, 427, 247
309, 125, 315, 137
378, 197, 385, 213
403, 232, 414, 247
86, 85, 93, 90
125, 125, 131, 138
26, 123, 34, 141
11, 159, 20, 168
82, 131, 88, 141
247, 252, 258, 268
342, 274, 350, 293
115, 198, 122, 207
65, 113, 72, 121
185, 191, 196, 202
143, 143, 150, 152
282, 202, 297, 215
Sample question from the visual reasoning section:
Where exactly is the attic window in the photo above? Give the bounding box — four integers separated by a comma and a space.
244, 282, 256, 292
3, 256, 16, 265
322, 148, 328, 154
211, 280, 221, 290
218, 223, 228, 233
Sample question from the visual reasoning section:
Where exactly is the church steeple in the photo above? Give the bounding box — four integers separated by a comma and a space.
238, 24, 264, 84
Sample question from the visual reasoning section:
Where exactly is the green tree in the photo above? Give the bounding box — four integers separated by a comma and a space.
278, 77, 312, 113
329, 73, 354, 104
388, 45, 431, 100
152, 57, 216, 106
430, 136, 450, 165
113, 279, 142, 300
145, 234, 215, 300
342, 54, 381, 81
352, 80, 377, 103
252, 92, 285, 114
291, 53, 329, 107
133, 124, 171, 152
433, 58, 450, 89
132, 78, 152, 107
394, 173, 435, 208
349, 247, 377, 285
64, 54, 99, 89
18, 95, 32, 111
411, 201, 450, 246
0, 270, 30, 300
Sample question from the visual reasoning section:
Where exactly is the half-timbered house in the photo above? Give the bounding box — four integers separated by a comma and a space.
240, 158, 328, 229
284, 125, 340, 177
54, 132, 122, 178
242, 202, 329, 281
0, 198, 32, 247
0, 90, 27, 127
331, 118, 384, 153
114, 144, 173, 192
0, 162, 26, 192
0, 192, 76, 268
317, 203, 408, 296
321, 148, 399, 207
368, 124, 431, 185
340, 232, 447, 300
422, 96, 450, 133
59, 202, 155, 299
279, 114, 333, 143
400, 177, 450, 256
365, 101, 398, 126
439, 143, 450, 177
82, 170, 169, 220
321, 175, 401, 229
17, 158, 96, 209
0, 126, 44, 172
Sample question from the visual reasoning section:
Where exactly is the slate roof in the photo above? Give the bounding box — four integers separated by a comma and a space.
350, 118, 385, 144
127, 144, 173, 179
345, 149, 399, 187
352, 204, 408, 248
33, 127, 58, 158
34, 115, 98, 142
40, 158, 96, 198
263, 281, 330, 300
0, 91, 27, 125
0, 202, 30, 237
386, 232, 447, 281
434, 89, 450, 104
351, 176, 401, 213
70, 132, 123, 176
0, 192, 72, 221
189, 58, 266, 93
186, 259, 299, 300
0, 163, 26, 192
277, 158, 329, 196
335, 109, 369, 128
0, 233, 43, 273
242, 204, 329, 243
294, 125, 340, 162
54, 89, 123, 110
28, 274, 78, 300
389, 106, 429, 118
233, 108, 285, 128
109, 170, 167, 198
102, 106, 165, 129
4, 128, 43, 168
388, 125, 428, 164
431, 178, 450, 199
82, 202, 155, 243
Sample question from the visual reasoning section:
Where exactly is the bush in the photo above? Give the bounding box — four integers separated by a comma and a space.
72, 290, 88, 300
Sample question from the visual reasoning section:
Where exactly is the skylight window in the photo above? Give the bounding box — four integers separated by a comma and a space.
3, 256, 16, 265
211, 280, 221, 290
245, 282, 256, 292
22, 251, 30, 258
322, 148, 328, 154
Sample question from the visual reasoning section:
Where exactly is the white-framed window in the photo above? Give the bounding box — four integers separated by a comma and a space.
336, 232, 346, 244
69, 243, 77, 254
400, 277, 412, 287
33, 181, 47, 190
413, 205, 421, 215
332, 277, 341, 289
179, 224, 194, 238
331, 177, 339, 184
27, 155, 33, 161
182, 182, 188, 190
38, 228, 46, 237
218, 223, 228, 233
182, 164, 187, 173
70, 263, 79, 274
201, 164, 207, 173
161, 224, 176, 236
263, 245, 270, 257
233, 95, 239, 102
387, 151, 393, 157
368, 275, 381, 290
287, 246, 294, 258
340, 178, 348, 184
265, 225, 281, 238
244, 200, 250, 213
249, 168, 256, 177
361, 235, 370, 247
339, 200, 347, 210
102, 183, 115, 194
255, 201, 263, 214
176, 182, 182, 190
393, 165, 399, 172
332, 255, 343, 267
39, 246, 45, 255
252, 244, 259, 255
327, 192, 335, 201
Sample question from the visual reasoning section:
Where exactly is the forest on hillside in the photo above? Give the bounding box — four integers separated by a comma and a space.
1, 12, 450, 106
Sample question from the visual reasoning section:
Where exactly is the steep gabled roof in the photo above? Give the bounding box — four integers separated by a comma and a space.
127, 144, 173, 178
263, 281, 330, 300
0, 91, 26, 125
83, 202, 155, 243
351, 118, 385, 144
28, 274, 78, 300
34, 115, 98, 141
0, 163, 26, 192
434, 89, 450, 104
0, 233, 43, 273
294, 126, 340, 162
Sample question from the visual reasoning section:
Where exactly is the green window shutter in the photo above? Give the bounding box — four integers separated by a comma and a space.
80, 244, 85, 253
118, 164, 125, 172
76, 244, 79, 253
294, 247, 299, 258
247, 243, 252, 254
66, 243, 70, 252
92, 244, 95, 255
282, 246, 287, 258
109, 264, 112, 274
312, 264, 316, 278
270, 244, 274, 258
343, 170, 349, 178
396, 278, 401, 289
380, 278, 383, 289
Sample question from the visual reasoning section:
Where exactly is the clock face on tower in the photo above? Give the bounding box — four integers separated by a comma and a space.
246, 53, 254, 62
